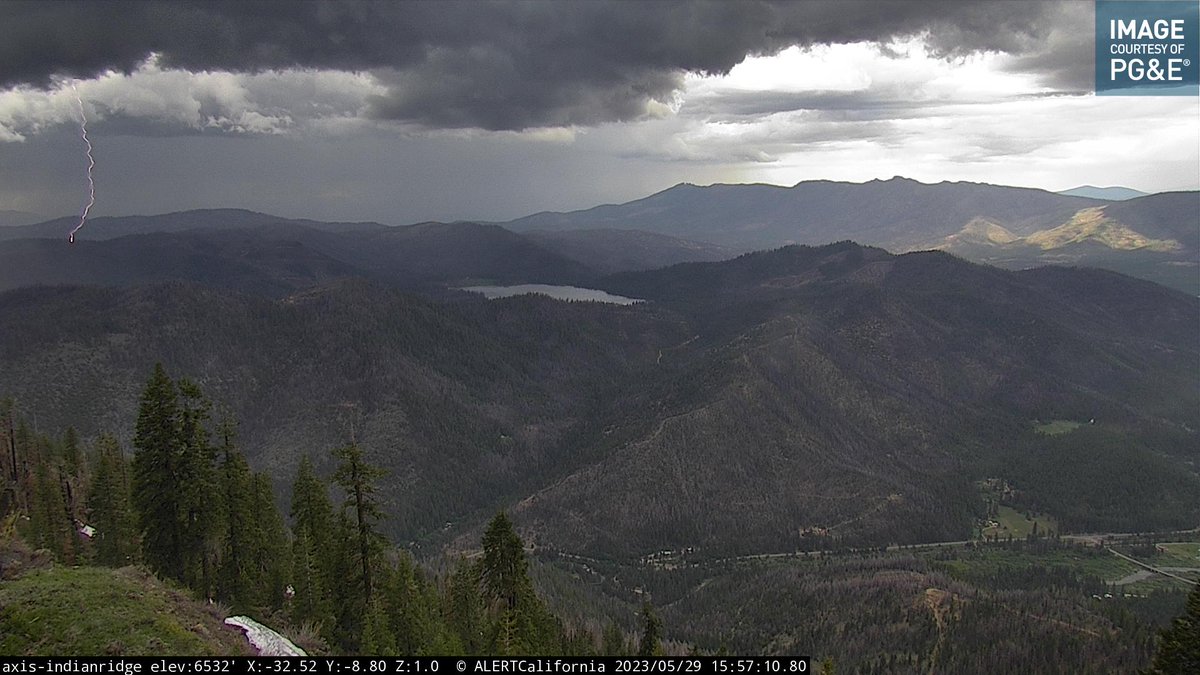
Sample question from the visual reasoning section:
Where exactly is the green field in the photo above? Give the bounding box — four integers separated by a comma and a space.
981, 505, 1058, 540
1122, 575, 1198, 593
926, 543, 1137, 585
1150, 542, 1200, 567
1097, 541, 1200, 591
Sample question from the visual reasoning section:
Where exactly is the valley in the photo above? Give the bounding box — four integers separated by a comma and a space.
530, 528, 1199, 665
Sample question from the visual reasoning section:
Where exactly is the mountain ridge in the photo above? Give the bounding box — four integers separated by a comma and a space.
1057, 185, 1150, 201
7, 176, 1195, 291
0, 210, 742, 295
0, 208, 389, 242
504, 178, 1198, 293
504, 176, 1109, 247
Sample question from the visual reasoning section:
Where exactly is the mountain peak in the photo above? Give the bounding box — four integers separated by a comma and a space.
1057, 185, 1149, 201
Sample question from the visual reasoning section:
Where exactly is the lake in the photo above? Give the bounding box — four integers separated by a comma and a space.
461, 284, 643, 305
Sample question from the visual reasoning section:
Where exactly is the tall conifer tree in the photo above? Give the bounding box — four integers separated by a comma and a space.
131, 363, 185, 582
1151, 583, 1200, 674
332, 443, 385, 605
638, 601, 663, 657
480, 511, 530, 612
29, 440, 72, 560
447, 557, 487, 655
87, 434, 137, 566
289, 455, 336, 631
216, 421, 255, 607
479, 511, 561, 655
175, 379, 219, 595
250, 472, 291, 609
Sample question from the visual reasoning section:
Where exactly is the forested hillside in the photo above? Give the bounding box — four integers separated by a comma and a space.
4, 371, 1196, 667
0, 380, 662, 656
2, 243, 1195, 555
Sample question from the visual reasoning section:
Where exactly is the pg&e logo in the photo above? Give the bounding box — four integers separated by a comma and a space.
1096, 1, 1199, 95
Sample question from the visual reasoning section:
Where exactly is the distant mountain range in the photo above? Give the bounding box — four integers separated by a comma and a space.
4, 177, 1195, 294
504, 177, 1198, 293
0, 209, 45, 227
506, 177, 1099, 250
1056, 185, 1150, 201
0, 208, 384, 241
0, 213, 715, 296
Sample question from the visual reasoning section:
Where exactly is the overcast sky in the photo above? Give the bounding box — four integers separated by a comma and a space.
0, 0, 1196, 225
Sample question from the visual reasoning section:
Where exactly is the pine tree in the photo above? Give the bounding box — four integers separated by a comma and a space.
61, 427, 82, 482
446, 557, 486, 655
291, 456, 333, 545
28, 438, 73, 560
289, 455, 336, 631
131, 365, 223, 595
0, 399, 16, 519
250, 472, 291, 610
637, 601, 663, 657
13, 420, 35, 512
491, 608, 525, 656
59, 428, 85, 565
381, 550, 455, 655
64, 439, 89, 564
562, 627, 597, 657
329, 510, 367, 652
132, 363, 185, 582
175, 378, 219, 595
1, 401, 30, 520
416, 571, 462, 655
1, 398, 16, 487
602, 619, 627, 656
361, 597, 398, 656
291, 455, 337, 585
480, 511, 534, 655
478, 511, 561, 655
331, 443, 386, 605
216, 422, 255, 607
382, 553, 421, 654
480, 511, 530, 612
86, 434, 137, 566
1151, 583, 1200, 674
290, 530, 330, 630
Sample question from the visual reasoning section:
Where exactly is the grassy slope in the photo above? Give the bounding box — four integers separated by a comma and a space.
0, 565, 252, 656
981, 506, 1059, 540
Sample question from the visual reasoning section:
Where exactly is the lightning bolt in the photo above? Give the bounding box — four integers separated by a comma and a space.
68, 83, 95, 244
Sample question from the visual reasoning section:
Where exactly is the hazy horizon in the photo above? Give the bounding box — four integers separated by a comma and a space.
3, 174, 1184, 227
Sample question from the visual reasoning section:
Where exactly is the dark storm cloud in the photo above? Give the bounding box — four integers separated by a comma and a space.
1, 0, 1082, 131
999, 1, 1095, 91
